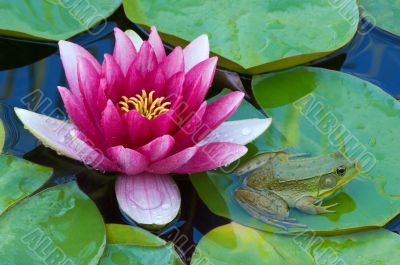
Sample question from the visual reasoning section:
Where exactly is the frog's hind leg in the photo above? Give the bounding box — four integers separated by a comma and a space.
257, 214, 306, 230
295, 197, 340, 214
233, 187, 306, 229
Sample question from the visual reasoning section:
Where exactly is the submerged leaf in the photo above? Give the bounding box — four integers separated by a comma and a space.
0, 155, 52, 215
123, 0, 359, 73
0, 182, 106, 265
192, 223, 400, 265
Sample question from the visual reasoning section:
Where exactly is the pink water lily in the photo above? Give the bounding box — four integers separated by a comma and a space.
15, 27, 271, 228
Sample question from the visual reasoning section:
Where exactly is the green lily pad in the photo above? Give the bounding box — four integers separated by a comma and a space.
361, 0, 400, 36
192, 223, 287, 265
192, 67, 400, 234
0, 119, 4, 152
0, 155, 52, 215
103, 224, 184, 265
191, 223, 400, 265
0, 182, 106, 265
100, 243, 182, 265
123, 0, 359, 74
251, 67, 400, 233
106, 224, 165, 247
0, 0, 121, 40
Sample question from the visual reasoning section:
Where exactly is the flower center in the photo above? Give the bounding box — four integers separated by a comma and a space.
118, 90, 171, 120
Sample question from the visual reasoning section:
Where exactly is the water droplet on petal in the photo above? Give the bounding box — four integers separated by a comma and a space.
161, 203, 170, 209
241, 127, 251, 135
128, 187, 164, 210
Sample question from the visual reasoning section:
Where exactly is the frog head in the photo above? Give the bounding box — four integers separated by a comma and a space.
317, 156, 361, 198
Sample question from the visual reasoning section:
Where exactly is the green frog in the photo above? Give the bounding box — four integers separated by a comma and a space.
233, 151, 361, 229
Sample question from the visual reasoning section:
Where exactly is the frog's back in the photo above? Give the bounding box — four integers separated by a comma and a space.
273, 152, 348, 181
242, 151, 349, 190
235, 151, 288, 176
242, 152, 290, 189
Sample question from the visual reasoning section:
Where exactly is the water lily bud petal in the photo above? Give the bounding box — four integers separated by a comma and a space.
115, 173, 181, 230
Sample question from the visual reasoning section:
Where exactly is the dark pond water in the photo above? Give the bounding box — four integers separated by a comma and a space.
1, 8, 399, 262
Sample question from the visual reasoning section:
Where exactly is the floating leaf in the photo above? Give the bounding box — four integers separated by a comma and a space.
251, 67, 400, 233
100, 243, 181, 265
192, 223, 400, 265
192, 67, 400, 234
0, 0, 121, 40
0, 155, 52, 215
102, 224, 184, 265
192, 223, 287, 265
361, 0, 400, 36
0, 182, 106, 265
123, 0, 359, 74
106, 224, 165, 247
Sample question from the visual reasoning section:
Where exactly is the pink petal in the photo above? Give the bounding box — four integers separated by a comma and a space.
97, 78, 108, 113
198, 118, 272, 146
182, 57, 218, 114
183, 34, 209, 72
138, 135, 175, 162
107, 146, 149, 175
58, 40, 100, 94
144, 67, 166, 98
174, 142, 247, 174
160, 47, 184, 79
77, 57, 101, 121
164, 72, 185, 107
146, 146, 198, 174
113, 28, 137, 75
14, 108, 117, 171
115, 173, 180, 227
172, 102, 207, 152
101, 100, 126, 147
69, 131, 118, 171
102, 54, 124, 102
58, 86, 103, 148
126, 64, 144, 97
124, 110, 151, 148
134, 41, 158, 78
150, 110, 178, 138
148, 26, 166, 63
195, 91, 244, 142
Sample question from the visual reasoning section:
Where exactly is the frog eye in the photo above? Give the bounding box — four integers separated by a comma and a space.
320, 175, 337, 189
336, 166, 347, 176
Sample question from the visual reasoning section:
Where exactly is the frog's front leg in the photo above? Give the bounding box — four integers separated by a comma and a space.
233, 187, 304, 229
295, 197, 339, 214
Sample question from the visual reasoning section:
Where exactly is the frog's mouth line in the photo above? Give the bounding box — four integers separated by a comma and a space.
317, 165, 360, 198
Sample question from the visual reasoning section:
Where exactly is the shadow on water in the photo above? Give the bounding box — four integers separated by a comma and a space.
1, 8, 400, 261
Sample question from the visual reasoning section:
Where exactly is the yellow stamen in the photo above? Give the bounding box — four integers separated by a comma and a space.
118, 90, 171, 120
